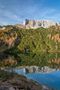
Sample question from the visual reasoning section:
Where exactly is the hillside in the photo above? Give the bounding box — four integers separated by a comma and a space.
0, 25, 60, 67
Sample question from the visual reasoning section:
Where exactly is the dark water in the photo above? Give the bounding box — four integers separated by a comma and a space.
13, 53, 60, 90
1, 52, 60, 90
1, 52, 60, 68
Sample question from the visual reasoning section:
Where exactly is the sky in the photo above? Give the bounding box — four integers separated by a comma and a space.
0, 0, 60, 25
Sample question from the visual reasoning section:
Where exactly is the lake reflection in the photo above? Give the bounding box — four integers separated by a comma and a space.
1, 52, 60, 68
13, 52, 60, 90
26, 71, 60, 90
16, 52, 60, 68
1, 52, 60, 90
14, 68, 60, 90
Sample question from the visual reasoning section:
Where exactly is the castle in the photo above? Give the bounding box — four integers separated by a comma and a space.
23, 19, 59, 29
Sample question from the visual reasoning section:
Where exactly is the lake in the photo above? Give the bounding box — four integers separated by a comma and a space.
14, 68, 60, 90
1, 52, 60, 90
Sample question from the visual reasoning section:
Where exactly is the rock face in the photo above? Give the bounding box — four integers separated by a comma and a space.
0, 70, 51, 90
0, 26, 20, 52
23, 19, 58, 29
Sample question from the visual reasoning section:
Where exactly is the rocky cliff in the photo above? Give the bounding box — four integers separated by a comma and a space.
23, 19, 59, 29
0, 26, 20, 52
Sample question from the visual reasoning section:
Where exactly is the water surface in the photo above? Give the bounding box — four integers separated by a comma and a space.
15, 68, 60, 90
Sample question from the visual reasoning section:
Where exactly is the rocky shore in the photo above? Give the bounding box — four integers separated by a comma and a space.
2, 66, 58, 74
0, 70, 52, 90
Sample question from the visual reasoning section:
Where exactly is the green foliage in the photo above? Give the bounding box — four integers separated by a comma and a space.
1, 26, 60, 67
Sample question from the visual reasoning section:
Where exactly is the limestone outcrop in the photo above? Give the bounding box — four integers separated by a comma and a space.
0, 26, 20, 52
23, 19, 59, 29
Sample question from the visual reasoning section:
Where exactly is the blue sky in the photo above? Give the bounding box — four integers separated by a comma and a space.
0, 0, 60, 25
